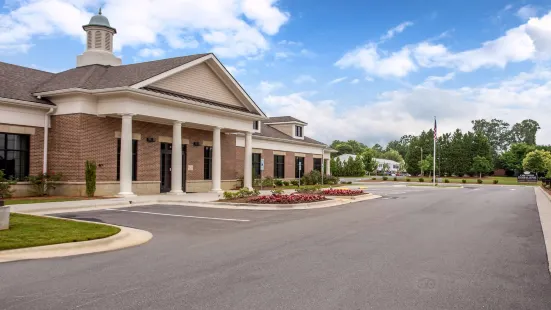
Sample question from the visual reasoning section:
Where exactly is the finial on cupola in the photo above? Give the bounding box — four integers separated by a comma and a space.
99, 7, 102, 15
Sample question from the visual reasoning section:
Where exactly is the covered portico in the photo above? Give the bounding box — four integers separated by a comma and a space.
115, 112, 256, 197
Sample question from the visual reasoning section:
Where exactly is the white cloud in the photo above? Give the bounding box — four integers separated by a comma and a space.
258, 81, 284, 94
137, 47, 165, 58
0, 0, 289, 58
338, 11, 551, 78
380, 21, 414, 41
328, 77, 348, 85
226, 65, 245, 76
259, 66, 551, 145
293, 75, 316, 84
422, 72, 455, 87
350, 79, 360, 84
274, 51, 289, 59
335, 43, 417, 78
517, 5, 538, 21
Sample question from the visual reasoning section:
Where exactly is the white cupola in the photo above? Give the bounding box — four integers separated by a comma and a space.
76, 8, 122, 67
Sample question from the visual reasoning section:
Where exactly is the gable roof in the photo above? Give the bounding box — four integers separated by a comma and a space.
34, 53, 209, 93
265, 116, 306, 124
0, 62, 54, 104
255, 121, 325, 146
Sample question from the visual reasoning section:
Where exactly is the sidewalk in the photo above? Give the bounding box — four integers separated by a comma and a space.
535, 187, 551, 274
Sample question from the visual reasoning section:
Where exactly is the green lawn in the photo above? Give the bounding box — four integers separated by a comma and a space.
363, 175, 538, 186
4, 198, 87, 205
0, 213, 120, 251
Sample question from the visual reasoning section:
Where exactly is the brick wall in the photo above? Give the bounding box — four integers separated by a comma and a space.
262, 149, 274, 178
235, 146, 245, 179
30, 127, 44, 175
48, 114, 238, 182
305, 154, 313, 174
285, 152, 295, 179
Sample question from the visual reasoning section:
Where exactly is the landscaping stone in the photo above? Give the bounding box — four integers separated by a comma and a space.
0, 205, 10, 230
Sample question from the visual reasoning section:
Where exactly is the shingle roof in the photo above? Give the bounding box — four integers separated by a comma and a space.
265, 116, 306, 124
34, 53, 210, 93
255, 121, 325, 146
0, 62, 54, 104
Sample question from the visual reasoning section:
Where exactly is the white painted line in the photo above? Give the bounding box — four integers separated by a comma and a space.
104, 208, 250, 222
510, 188, 516, 191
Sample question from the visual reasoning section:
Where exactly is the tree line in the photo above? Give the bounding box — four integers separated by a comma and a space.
330, 118, 549, 177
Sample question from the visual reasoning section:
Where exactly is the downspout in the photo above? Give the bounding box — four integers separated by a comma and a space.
43, 107, 56, 174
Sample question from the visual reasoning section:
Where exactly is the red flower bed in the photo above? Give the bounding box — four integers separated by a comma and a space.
248, 194, 326, 204
321, 189, 364, 196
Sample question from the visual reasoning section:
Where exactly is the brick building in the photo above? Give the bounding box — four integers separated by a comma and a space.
0, 11, 334, 197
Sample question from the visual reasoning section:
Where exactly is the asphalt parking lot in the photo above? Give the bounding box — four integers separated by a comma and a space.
2, 185, 551, 310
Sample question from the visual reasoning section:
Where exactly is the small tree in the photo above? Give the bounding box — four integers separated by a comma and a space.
85, 160, 97, 197
523, 150, 551, 176
27, 171, 62, 196
471, 155, 492, 178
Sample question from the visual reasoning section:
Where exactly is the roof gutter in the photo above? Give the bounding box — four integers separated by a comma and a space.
0, 97, 54, 109
238, 133, 328, 148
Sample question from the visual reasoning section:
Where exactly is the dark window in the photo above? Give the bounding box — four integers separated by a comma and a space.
274, 155, 285, 178
253, 121, 259, 130
117, 139, 138, 181
295, 126, 303, 137
252, 153, 261, 178
204, 146, 212, 180
0, 133, 29, 180
295, 157, 305, 178
313, 158, 322, 172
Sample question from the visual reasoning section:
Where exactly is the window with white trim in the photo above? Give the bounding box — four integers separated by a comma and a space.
253, 121, 259, 130
295, 126, 303, 137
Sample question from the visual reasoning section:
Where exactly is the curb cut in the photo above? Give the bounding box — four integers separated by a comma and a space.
535, 187, 551, 275
0, 214, 152, 263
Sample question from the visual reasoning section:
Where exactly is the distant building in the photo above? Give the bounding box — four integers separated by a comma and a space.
335, 154, 401, 173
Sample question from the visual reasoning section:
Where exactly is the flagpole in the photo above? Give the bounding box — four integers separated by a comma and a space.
433, 116, 436, 186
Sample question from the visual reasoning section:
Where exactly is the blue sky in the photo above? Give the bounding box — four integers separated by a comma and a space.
2, 0, 551, 145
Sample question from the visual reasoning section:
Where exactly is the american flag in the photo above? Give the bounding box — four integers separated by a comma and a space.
434, 117, 437, 141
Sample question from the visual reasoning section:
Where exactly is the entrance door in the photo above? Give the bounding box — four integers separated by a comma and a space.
160, 143, 187, 193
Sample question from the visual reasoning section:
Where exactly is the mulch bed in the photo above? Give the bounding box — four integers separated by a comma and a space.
541, 185, 551, 195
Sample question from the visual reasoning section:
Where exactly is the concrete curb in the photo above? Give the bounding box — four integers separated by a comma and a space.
174, 194, 382, 211
535, 187, 551, 275
0, 215, 152, 263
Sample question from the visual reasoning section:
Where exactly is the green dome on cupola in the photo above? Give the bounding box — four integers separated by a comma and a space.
83, 8, 117, 33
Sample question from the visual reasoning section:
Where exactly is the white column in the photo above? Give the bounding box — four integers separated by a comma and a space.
118, 114, 135, 197
211, 127, 222, 192
326, 158, 331, 175
244, 132, 253, 189
170, 121, 184, 195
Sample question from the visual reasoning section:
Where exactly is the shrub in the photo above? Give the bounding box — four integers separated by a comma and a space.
271, 188, 285, 195
85, 160, 97, 198
0, 170, 16, 199
27, 171, 62, 196
253, 178, 261, 187
274, 179, 284, 187
347, 181, 353, 184
493, 179, 499, 184
444, 179, 449, 183
371, 177, 376, 180
301, 170, 322, 185
322, 189, 363, 196
406, 178, 411, 182
283, 181, 290, 186
419, 178, 425, 182
295, 185, 321, 194
290, 180, 299, 186
248, 193, 325, 204
393, 177, 398, 181
477, 179, 483, 184
324, 175, 340, 185
462, 179, 467, 184
223, 188, 260, 200
261, 176, 274, 187
382, 176, 388, 181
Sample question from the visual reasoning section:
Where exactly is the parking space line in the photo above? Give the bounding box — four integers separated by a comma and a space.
104, 208, 250, 222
